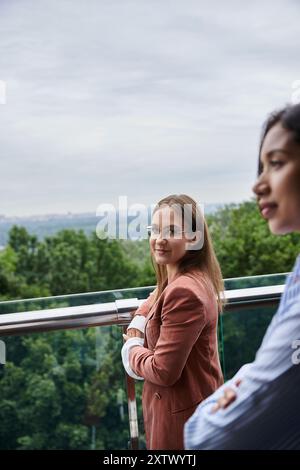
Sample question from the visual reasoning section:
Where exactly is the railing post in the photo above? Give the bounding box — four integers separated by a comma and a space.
123, 326, 139, 450
0, 340, 6, 366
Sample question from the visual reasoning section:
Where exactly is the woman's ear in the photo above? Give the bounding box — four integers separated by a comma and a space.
185, 230, 204, 251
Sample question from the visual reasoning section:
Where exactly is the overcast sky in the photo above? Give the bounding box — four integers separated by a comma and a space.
0, 0, 299, 217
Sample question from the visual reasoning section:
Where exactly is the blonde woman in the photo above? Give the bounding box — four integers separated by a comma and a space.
121, 194, 224, 449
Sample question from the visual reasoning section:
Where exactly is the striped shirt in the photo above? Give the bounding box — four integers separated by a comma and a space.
184, 255, 300, 450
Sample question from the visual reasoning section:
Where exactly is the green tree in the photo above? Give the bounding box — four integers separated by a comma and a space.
208, 200, 300, 277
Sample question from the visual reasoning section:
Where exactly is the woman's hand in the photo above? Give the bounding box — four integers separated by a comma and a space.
211, 379, 242, 413
123, 328, 144, 342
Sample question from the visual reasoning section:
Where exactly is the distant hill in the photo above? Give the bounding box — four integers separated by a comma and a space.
0, 213, 99, 246
0, 204, 222, 247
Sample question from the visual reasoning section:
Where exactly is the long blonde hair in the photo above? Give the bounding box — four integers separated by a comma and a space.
150, 194, 225, 312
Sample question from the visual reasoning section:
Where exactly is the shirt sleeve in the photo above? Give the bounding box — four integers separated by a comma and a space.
127, 315, 146, 333
129, 286, 206, 387
121, 337, 144, 380
184, 298, 300, 449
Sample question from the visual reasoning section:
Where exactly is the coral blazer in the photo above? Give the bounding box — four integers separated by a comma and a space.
129, 271, 223, 450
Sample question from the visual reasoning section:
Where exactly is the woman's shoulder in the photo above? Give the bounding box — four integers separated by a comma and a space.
165, 271, 213, 298
159, 272, 218, 318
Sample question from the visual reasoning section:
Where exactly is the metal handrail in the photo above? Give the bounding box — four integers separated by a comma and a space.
0, 285, 284, 336
0, 299, 141, 336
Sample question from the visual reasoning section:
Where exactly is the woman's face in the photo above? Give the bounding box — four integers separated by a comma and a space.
149, 205, 192, 267
253, 122, 300, 235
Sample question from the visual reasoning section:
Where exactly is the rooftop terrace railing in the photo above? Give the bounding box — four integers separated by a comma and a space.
0, 273, 288, 450
0, 284, 285, 336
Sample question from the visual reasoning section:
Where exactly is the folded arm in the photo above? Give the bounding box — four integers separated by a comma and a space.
184, 301, 300, 449
128, 287, 206, 387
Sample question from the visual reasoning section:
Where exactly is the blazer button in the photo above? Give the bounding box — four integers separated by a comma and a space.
154, 392, 161, 400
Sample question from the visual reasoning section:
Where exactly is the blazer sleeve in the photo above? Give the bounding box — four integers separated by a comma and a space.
133, 288, 157, 318
129, 286, 206, 387
126, 289, 157, 333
